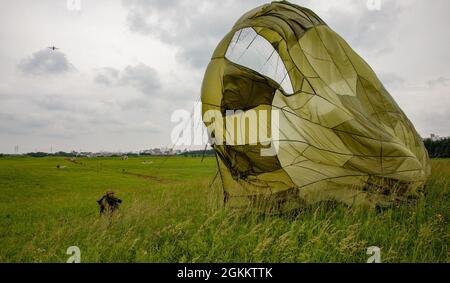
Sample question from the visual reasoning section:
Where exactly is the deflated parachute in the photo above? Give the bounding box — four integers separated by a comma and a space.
201, 1, 430, 210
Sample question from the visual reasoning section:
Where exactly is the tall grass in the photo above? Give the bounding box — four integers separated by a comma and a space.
0, 157, 448, 262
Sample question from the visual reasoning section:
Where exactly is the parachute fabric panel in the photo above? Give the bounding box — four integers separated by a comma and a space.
201, 1, 431, 210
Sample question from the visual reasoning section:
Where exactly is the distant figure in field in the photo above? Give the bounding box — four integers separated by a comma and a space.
97, 191, 122, 215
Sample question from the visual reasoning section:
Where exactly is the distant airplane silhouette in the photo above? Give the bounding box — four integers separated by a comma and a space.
48, 46, 59, 51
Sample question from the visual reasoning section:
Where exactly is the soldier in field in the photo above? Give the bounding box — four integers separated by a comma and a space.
97, 191, 122, 215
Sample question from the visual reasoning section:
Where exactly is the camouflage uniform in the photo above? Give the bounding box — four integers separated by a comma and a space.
97, 191, 122, 214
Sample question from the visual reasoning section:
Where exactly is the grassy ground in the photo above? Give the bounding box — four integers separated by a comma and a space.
0, 156, 448, 262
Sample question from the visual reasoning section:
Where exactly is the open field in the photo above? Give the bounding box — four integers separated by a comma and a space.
0, 156, 448, 262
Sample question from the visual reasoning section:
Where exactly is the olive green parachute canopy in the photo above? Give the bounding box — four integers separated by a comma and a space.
201, 1, 430, 210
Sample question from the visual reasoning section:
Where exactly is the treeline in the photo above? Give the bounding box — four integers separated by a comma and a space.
0, 151, 215, 158
423, 137, 450, 158
180, 149, 215, 157
27, 152, 141, 157
2, 139, 449, 158
26, 151, 77, 157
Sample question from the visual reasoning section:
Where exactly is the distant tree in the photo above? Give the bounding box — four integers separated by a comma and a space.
54, 151, 77, 157
423, 137, 450, 158
26, 152, 49, 157
180, 149, 215, 157
24, 151, 79, 157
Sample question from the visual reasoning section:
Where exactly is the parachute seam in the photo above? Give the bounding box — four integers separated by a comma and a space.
311, 26, 356, 96
275, 139, 416, 158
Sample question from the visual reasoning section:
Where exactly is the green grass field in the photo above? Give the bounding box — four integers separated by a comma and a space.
0, 156, 448, 262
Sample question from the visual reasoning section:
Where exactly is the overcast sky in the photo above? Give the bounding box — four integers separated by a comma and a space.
0, 0, 449, 153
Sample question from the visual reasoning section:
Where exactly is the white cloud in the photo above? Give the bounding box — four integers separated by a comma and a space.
18, 49, 75, 75
95, 64, 161, 95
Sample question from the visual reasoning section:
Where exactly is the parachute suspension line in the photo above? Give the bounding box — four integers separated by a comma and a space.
237, 32, 258, 62
275, 54, 279, 79
201, 142, 208, 163
279, 66, 295, 87
208, 169, 219, 188
240, 28, 252, 41
258, 39, 283, 73
280, 70, 289, 84
229, 29, 243, 54
212, 153, 227, 206
155, 92, 203, 174
259, 47, 276, 72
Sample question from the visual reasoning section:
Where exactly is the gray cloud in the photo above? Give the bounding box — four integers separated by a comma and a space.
320, 1, 405, 57
122, 0, 266, 69
122, 0, 405, 69
413, 108, 450, 138
18, 49, 75, 75
121, 64, 161, 95
0, 109, 52, 136
428, 77, 450, 88
95, 64, 161, 95
0, 89, 162, 143
379, 72, 405, 89
94, 67, 120, 86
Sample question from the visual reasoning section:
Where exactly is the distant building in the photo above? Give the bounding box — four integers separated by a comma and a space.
139, 147, 181, 156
